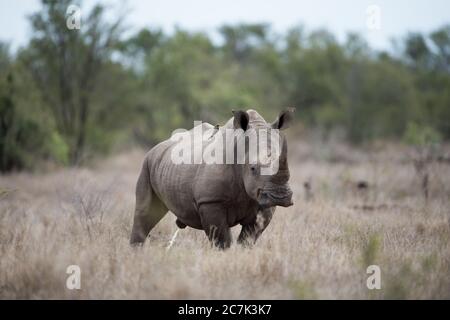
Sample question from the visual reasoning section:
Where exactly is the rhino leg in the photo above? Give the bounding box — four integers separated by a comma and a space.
237, 207, 275, 246
199, 203, 232, 249
130, 159, 168, 245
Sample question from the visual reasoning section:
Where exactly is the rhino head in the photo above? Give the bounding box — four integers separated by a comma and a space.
232, 108, 295, 209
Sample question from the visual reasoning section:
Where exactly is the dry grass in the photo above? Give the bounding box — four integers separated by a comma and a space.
1, 142, 450, 299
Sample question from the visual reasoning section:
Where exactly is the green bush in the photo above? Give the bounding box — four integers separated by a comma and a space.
403, 122, 442, 147
0, 71, 69, 172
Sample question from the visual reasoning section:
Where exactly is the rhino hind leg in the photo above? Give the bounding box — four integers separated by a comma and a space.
237, 207, 275, 246
130, 159, 168, 245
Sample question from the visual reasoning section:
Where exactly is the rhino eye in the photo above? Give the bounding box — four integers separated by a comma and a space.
250, 166, 258, 175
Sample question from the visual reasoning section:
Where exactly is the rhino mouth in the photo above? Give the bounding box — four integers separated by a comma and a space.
257, 185, 293, 208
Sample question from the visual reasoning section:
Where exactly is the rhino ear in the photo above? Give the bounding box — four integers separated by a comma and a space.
232, 110, 249, 131
272, 107, 296, 130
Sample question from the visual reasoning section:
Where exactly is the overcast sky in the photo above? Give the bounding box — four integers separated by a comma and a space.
1, 0, 450, 52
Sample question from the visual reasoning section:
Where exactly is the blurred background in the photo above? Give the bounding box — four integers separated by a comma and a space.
1, 0, 450, 171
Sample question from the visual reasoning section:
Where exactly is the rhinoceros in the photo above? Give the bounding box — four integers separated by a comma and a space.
130, 108, 295, 249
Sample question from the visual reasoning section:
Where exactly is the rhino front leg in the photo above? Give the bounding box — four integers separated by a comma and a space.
199, 203, 232, 249
238, 207, 275, 246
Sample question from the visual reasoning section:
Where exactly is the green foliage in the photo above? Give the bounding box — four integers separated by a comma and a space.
1, 1, 450, 172
22, 0, 125, 164
403, 122, 442, 147
47, 131, 70, 165
0, 68, 68, 171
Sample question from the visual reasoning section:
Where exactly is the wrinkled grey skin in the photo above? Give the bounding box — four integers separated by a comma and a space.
130, 109, 294, 249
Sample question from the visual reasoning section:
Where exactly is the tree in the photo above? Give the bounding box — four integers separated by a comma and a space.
219, 23, 269, 62
0, 43, 65, 172
22, 0, 125, 164
430, 25, 450, 73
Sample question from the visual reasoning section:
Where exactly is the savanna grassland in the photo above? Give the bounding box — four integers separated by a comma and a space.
1, 140, 450, 299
